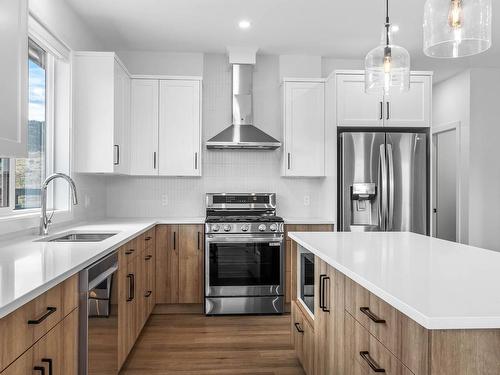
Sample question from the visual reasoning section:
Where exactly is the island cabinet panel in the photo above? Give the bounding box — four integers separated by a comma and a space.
345, 277, 428, 375
429, 330, 500, 375
155, 224, 204, 305
0, 275, 78, 372
314, 258, 345, 375
285, 224, 334, 304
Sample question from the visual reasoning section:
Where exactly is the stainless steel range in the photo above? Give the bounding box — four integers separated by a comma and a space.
205, 193, 284, 315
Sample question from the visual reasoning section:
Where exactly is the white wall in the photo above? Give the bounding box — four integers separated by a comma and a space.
321, 58, 364, 77
468, 69, 500, 251
116, 51, 204, 76
106, 53, 333, 220
279, 55, 322, 78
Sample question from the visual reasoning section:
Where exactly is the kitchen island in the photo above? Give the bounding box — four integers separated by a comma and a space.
288, 231, 500, 375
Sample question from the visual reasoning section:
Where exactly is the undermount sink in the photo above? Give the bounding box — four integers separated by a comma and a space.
36, 232, 118, 243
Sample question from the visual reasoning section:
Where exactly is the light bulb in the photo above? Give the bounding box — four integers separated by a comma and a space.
383, 46, 392, 73
448, 0, 464, 29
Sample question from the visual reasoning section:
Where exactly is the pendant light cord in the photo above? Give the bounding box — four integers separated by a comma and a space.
385, 0, 390, 46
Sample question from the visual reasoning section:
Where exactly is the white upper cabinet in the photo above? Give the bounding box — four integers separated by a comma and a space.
0, 0, 28, 157
282, 80, 325, 177
158, 80, 202, 176
336, 71, 432, 128
73, 52, 131, 174
336, 74, 384, 127
130, 79, 159, 176
385, 75, 431, 127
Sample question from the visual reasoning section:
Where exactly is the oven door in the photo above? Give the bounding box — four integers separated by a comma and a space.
205, 234, 284, 297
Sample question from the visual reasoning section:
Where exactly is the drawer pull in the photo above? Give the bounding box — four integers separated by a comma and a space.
125, 249, 135, 255
294, 322, 304, 333
144, 255, 153, 261
27, 307, 57, 325
42, 358, 53, 375
145, 290, 152, 298
33, 366, 45, 375
359, 351, 386, 372
127, 274, 135, 302
145, 236, 152, 241
360, 307, 386, 323
320, 274, 330, 313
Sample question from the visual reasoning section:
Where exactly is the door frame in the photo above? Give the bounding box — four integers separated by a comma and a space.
431, 121, 461, 242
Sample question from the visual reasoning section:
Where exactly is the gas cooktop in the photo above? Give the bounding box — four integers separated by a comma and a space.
206, 215, 284, 223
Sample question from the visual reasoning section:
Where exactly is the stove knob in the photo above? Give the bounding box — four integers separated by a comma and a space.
211, 224, 220, 232
241, 224, 250, 232
223, 224, 232, 232
258, 224, 267, 232
269, 223, 278, 232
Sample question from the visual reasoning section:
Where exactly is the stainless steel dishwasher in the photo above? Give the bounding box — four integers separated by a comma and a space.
79, 251, 119, 375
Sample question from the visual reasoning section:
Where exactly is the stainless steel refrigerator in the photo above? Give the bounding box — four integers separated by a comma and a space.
339, 131, 428, 234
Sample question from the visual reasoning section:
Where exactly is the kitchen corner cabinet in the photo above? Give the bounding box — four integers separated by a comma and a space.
0, 0, 28, 158
282, 79, 326, 177
155, 224, 204, 304
130, 78, 202, 177
336, 72, 432, 128
73, 52, 131, 174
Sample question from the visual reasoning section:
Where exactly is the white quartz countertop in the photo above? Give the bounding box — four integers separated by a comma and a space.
288, 231, 500, 330
0, 217, 206, 319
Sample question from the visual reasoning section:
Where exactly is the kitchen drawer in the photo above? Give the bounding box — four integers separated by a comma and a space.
0, 275, 78, 371
119, 238, 140, 264
345, 277, 428, 375
345, 312, 414, 375
143, 227, 156, 250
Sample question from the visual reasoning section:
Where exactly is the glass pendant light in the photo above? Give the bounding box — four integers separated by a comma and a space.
423, 0, 492, 58
365, 0, 410, 95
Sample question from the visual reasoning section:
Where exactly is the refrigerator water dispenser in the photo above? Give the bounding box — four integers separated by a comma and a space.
350, 183, 377, 229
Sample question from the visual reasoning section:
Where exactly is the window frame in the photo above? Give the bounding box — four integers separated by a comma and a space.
0, 16, 72, 225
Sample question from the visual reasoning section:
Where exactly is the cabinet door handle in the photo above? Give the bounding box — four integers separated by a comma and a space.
33, 366, 45, 375
42, 358, 53, 375
197, 232, 201, 250
144, 255, 153, 261
287, 153, 291, 169
127, 274, 135, 302
153, 152, 157, 169
125, 249, 135, 255
321, 275, 330, 313
386, 102, 390, 120
114, 145, 120, 165
145, 290, 152, 298
359, 351, 386, 372
360, 307, 386, 323
194, 152, 198, 170
294, 322, 304, 333
173, 232, 176, 250
319, 274, 326, 310
27, 307, 57, 325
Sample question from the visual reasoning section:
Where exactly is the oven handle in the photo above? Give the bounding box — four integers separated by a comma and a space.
206, 235, 284, 243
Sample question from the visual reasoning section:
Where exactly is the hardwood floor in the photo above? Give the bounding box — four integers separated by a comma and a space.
120, 314, 305, 375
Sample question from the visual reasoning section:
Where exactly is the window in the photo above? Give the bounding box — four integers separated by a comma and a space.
0, 39, 51, 215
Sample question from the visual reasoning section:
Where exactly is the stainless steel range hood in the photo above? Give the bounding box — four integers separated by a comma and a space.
206, 64, 281, 150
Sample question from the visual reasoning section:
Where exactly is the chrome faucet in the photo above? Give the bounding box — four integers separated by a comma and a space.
39, 173, 78, 235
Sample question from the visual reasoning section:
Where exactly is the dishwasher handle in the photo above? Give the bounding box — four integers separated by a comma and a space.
88, 263, 118, 291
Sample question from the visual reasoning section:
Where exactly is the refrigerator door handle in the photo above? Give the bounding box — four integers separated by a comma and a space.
387, 143, 395, 231
378, 144, 388, 231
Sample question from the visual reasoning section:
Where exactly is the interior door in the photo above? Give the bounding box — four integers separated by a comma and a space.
339, 132, 385, 231
386, 132, 428, 234
433, 129, 457, 241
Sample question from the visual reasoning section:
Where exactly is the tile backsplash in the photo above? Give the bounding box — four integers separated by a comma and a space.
106, 53, 335, 220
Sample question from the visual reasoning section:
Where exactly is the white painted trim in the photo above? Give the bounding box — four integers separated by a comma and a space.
130, 74, 203, 81
28, 13, 70, 61
282, 77, 326, 83
334, 70, 434, 77
431, 120, 462, 243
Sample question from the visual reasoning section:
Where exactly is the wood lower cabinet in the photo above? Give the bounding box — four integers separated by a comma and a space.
1, 308, 79, 375
291, 301, 315, 375
314, 258, 345, 375
156, 224, 204, 305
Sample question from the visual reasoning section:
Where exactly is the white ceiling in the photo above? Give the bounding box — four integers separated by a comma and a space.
66, 0, 499, 70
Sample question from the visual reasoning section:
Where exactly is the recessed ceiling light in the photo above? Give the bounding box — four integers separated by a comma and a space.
238, 20, 251, 29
